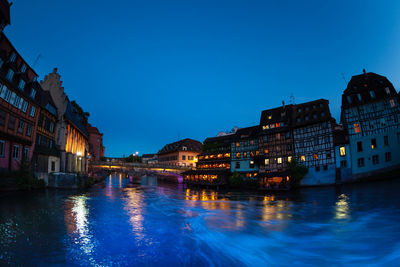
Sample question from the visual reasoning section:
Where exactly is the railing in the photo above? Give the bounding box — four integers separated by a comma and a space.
88, 161, 192, 171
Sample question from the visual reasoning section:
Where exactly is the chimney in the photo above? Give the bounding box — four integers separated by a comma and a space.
363, 69, 366, 75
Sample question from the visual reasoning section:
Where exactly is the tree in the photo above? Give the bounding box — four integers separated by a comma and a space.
125, 154, 142, 163
229, 172, 243, 187
287, 158, 308, 188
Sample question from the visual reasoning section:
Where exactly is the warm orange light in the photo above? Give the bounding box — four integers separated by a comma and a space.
354, 123, 360, 133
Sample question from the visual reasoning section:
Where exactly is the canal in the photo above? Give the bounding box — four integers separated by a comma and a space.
1, 174, 400, 266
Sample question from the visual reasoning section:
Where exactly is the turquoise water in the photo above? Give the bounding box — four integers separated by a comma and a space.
0, 174, 399, 266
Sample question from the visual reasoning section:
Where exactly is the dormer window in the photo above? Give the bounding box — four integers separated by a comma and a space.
357, 94, 362, 101
390, 99, 396, 108
312, 104, 316, 109
305, 116, 309, 121
33, 76, 37, 82
297, 117, 301, 123
18, 80, 25, 91
313, 114, 317, 119
30, 89, 36, 99
347, 96, 352, 104
320, 103, 324, 108
20, 64, 27, 73
369, 90, 375, 98
10, 52, 16, 62
6, 69, 14, 81
297, 108, 302, 113
305, 106, 310, 111
268, 115, 272, 120
321, 112, 325, 117
385, 87, 390, 95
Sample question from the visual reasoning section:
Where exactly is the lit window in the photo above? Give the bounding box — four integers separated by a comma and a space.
236, 142, 240, 147
250, 161, 255, 168
300, 155, 306, 162
264, 148, 269, 154
277, 157, 282, 164
268, 115, 272, 120
354, 123, 361, 133
243, 152, 247, 158
313, 154, 318, 160
339, 146, 346, 157
288, 156, 292, 162
371, 138, 377, 149
236, 152, 241, 159
265, 159, 269, 165
390, 99, 396, 108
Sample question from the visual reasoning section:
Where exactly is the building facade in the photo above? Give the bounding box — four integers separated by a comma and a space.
87, 124, 105, 161
0, 33, 41, 171
41, 69, 89, 174
158, 138, 202, 167
341, 71, 400, 179
292, 99, 336, 185
0, 0, 10, 33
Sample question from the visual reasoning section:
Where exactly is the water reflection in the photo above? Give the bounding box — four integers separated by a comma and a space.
123, 188, 145, 240
335, 193, 350, 220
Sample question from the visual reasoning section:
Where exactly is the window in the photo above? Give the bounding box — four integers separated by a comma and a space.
22, 101, 28, 113
6, 69, 14, 81
29, 106, 36, 117
357, 94, 362, 101
263, 136, 267, 142
20, 63, 27, 73
264, 148, 269, 154
277, 157, 282, 164
369, 91, 375, 98
287, 144, 292, 151
26, 124, 32, 136
17, 120, 24, 133
0, 109, 6, 126
357, 158, 365, 167
250, 161, 255, 168
235, 162, 240, 169
385, 87, 390, 95
30, 89, 36, 99
23, 147, 29, 161
347, 96, 352, 104
12, 145, 20, 160
0, 140, 4, 157
354, 123, 361, 133
12, 96, 20, 108
10, 52, 16, 62
313, 113, 317, 119
340, 160, 347, 168
236, 152, 241, 159
297, 117, 301, 123
18, 80, 25, 90
276, 133, 280, 140
313, 154, 318, 160
385, 152, 391, 162
288, 156, 292, 162
300, 155, 306, 162
243, 152, 247, 158
340, 146, 346, 157
51, 161, 56, 172
235, 142, 240, 147
305, 116, 309, 121
384, 136, 389, 146
371, 138, 377, 149
390, 99, 396, 108
372, 155, 379, 165
357, 141, 363, 152
265, 159, 269, 165
8, 115, 15, 130
182, 155, 186, 160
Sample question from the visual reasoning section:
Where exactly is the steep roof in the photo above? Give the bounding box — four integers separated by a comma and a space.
342, 71, 397, 109
0, 0, 10, 27
233, 125, 259, 140
158, 138, 202, 155
292, 99, 334, 128
65, 101, 89, 137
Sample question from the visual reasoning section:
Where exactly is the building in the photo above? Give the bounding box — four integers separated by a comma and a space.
0, 0, 10, 33
41, 68, 89, 174
184, 130, 236, 186
0, 33, 41, 171
87, 124, 105, 161
333, 124, 352, 182
291, 99, 336, 185
33, 89, 60, 176
142, 153, 157, 164
256, 104, 294, 188
230, 126, 259, 178
157, 138, 202, 167
341, 70, 400, 179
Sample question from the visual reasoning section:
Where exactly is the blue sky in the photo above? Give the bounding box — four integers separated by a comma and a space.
5, 0, 400, 156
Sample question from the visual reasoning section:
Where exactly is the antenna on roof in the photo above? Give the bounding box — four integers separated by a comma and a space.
341, 72, 347, 84
289, 93, 295, 105
33, 54, 41, 68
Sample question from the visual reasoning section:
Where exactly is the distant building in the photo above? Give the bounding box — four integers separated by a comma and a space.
158, 138, 202, 167
230, 126, 259, 177
87, 124, 105, 161
142, 153, 157, 164
341, 71, 400, 179
0, 33, 41, 171
41, 69, 89, 173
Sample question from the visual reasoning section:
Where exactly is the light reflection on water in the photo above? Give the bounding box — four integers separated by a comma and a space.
0, 173, 400, 266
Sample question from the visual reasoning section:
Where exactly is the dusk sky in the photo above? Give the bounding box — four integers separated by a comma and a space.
5, 0, 400, 157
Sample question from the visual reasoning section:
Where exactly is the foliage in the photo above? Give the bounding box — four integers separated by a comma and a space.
71, 100, 90, 126
15, 162, 45, 190
287, 158, 309, 188
229, 172, 243, 187
125, 154, 142, 163
100, 156, 107, 162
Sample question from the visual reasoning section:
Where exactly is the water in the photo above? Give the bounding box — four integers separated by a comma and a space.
1, 174, 400, 266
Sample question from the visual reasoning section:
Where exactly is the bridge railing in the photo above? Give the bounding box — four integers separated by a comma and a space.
89, 161, 192, 171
